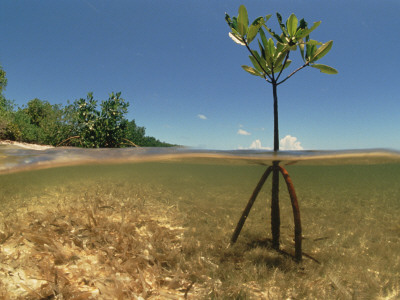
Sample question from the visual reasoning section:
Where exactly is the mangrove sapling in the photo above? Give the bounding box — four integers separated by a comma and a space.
225, 5, 337, 261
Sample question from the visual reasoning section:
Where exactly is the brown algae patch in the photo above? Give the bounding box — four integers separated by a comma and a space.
0, 187, 193, 299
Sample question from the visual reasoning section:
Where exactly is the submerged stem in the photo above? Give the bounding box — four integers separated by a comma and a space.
229, 166, 273, 246
271, 161, 280, 249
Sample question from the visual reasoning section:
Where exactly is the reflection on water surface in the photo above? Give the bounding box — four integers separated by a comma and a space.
1, 144, 400, 173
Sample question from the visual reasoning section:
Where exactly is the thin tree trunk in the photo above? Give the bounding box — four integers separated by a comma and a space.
271, 82, 280, 249
273, 83, 279, 152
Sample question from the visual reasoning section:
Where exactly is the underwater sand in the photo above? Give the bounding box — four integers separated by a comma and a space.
0, 145, 400, 299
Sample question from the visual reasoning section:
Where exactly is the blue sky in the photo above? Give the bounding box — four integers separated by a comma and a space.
1, 0, 399, 150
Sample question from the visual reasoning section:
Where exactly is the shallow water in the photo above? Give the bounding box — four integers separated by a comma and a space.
1, 145, 400, 298
1, 144, 400, 173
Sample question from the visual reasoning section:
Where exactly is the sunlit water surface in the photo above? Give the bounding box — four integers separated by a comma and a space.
1, 145, 400, 298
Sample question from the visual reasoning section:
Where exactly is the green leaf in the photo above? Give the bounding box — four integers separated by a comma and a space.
295, 21, 321, 39
228, 32, 245, 45
259, 27, 269, 49
249, 55, 264, 74
305, 39, 320, 61
246, 26, 258, 44
258, 40, 269, 66
299, 18, 308, 30
275, 42, 287, 53
262, 24, 282, 43
225, 13, 233, 28
237, 5, 249, 36
286, 14, 298, 37
310, 64, 338, 74
250, 50, 262, 62
230, 27, 240, 36
276, 13, 288, 36
259, 41, 272, 69
265, 38, 276, 67
242, 65, 263, 76
251, 50, 268, 72
267, 38, 276, 57
232, 17, 238, 31
299, 41, 306, 62
274, 49, 288, 67
274, 59, 292, 73
282, 60, 292, 71
308, 20, 321, 33
310, 40, 333, 62
247, 17, 264, 44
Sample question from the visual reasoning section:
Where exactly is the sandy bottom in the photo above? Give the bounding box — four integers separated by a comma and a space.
0, 140, 55, 150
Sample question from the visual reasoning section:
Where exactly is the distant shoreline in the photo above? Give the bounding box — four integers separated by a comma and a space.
0, 140, 54, 150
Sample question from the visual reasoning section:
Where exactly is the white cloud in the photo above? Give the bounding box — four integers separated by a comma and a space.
248, 139, 271, 150
238, 135, 303, 150
280, 135, 303, 150
237, 129, 251, 136
197, 114, 207, 120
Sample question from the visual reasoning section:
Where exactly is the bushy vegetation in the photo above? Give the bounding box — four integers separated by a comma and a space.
0, 65, 175, 147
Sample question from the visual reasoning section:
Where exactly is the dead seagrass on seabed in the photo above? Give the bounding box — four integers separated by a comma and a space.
0, 186, 203, 299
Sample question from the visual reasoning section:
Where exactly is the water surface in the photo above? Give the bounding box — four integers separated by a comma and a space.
1, 145, 399, 298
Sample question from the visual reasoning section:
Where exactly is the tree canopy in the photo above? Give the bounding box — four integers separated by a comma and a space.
0, 93, 175, 147
0, 65, 175, 147
225, 5, 337, 151
0, 64, 7, 95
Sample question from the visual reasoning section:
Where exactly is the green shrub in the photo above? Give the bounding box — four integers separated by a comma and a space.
23, 99, 68, 145
72, 92, 129, 148
0, 86, 175, 147
0, 97, 13, 139
6, 109, 38, 142
98, 92, 129, 148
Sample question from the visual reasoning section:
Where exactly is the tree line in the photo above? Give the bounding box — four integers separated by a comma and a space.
0, 65, 175, 148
